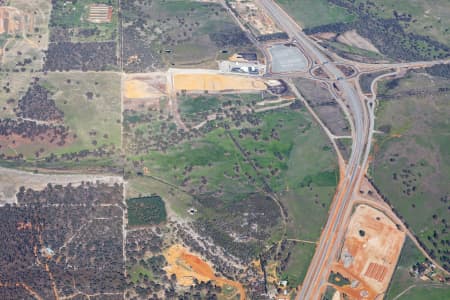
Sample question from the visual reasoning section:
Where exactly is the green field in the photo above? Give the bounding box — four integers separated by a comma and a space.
372, 71, 450, 271
127, 195, 167, 226
276, 0, 356, 28
129, 264, 154, 284
42, 72, 121, 155
390, 285, 450, 300
0, 72, 121, 164
49, 0, 118, 42
178, 93, 265, 126
125, 105, 337, 262
280, 242, 316, 286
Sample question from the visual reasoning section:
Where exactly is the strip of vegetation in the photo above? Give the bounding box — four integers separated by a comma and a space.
328, 271, 350, 286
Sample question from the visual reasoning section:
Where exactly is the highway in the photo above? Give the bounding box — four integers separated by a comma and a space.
257, 0, 373, 299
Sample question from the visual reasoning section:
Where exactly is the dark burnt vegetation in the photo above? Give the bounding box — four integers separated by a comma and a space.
209, 25, 252, 48
304, 1, 450, 61
1, 182, 125, 299
359, 70, 395, 94
127, 195, 167, 226
194, 192, 281, 261
425, 63, 450, 79
44, 42, 117, 71
125, 228, 168, 299
0, 119, 68, 143
17, 83, 63, 121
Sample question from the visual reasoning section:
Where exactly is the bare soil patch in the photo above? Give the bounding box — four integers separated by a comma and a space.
123, 73, 167, 110
331, 205, 405, 299
173, 73, 266, 92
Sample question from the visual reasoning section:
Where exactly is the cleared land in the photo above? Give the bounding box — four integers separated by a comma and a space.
0, 0, 52, 70
173, 73, 266, 92
229, 0, 283, 36
331, 205, 405, 299
372, 71, 450, 271
336, 30, 380, 53
123, 73, 167, 111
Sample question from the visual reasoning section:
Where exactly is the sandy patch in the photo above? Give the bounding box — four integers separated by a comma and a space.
331, 204, 405, 299
124, 73, 166, 98
173, 73, 266, 92
123, 73, 167, 110
124, 80, 155, 99
337, 30, 380, 53
164, 244, 245, 300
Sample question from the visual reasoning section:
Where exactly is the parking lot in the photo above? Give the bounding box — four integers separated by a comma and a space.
269, 44, 308, 73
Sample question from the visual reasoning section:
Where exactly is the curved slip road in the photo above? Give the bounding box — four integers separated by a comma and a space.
257, 0, 372, 298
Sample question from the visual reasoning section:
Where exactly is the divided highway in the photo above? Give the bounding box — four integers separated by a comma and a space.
257, 0, 373, 299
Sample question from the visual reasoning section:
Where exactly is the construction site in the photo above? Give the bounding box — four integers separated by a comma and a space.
329, 205, 405, 299
123, 73, 167, 110
228, 0, 282, 36
173, 73, 267, 92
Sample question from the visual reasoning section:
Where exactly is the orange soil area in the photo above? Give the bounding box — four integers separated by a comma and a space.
332, 205, 405, 299
123, 75, 166, 110
164, 245, 245, 300
125, 79, 161, 99
173, 73, 267, 92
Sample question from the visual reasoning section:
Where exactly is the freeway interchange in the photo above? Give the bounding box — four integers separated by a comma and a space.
253, 0, 437, 299
218, 0, 450, 298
